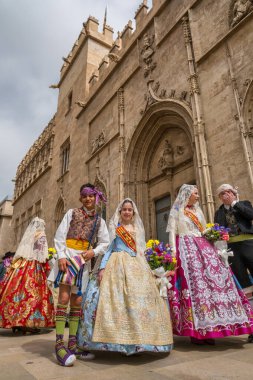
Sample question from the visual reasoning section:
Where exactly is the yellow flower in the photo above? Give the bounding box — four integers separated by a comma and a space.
48, 247, 56, 254
172, 257, 177, 264
206, 223, 214, 229
146, 239, 160, 248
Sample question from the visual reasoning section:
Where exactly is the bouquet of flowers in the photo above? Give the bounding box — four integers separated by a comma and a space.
203, 223, 230, 242
203, 224, 233, 267
145, 240, 177, 272
145, 240, 177, 298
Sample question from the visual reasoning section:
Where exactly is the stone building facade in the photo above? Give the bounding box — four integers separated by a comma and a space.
12, 0, 253, 246
0, 199, 14, 256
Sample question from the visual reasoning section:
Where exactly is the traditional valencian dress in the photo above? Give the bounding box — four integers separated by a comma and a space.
48, 207, 109, 294
167, 184, 253, 340
77, 198, 173, 355
0, 218, 55, 329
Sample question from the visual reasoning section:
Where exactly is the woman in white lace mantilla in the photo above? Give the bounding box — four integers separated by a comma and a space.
167, 184, 253, 344
77, 198, 173, 355
0, 217, 55, 331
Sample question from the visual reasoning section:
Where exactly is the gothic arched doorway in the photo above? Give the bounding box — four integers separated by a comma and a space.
125, 100, 196, 240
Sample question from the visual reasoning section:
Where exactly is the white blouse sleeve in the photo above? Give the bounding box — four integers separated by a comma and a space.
93, 218, 110, 257
54, 209, 73, 260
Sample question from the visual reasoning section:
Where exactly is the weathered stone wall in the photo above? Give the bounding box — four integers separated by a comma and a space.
12, 0, 253, 244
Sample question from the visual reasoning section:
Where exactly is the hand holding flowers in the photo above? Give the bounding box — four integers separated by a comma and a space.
203, 224, 233, 266
145, 240, 177, 272
203, 223, 230, 242
145, 240, 177, 298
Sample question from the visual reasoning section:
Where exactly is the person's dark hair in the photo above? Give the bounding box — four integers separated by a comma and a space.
2, 251, 15, 260
80, 183, 95, 193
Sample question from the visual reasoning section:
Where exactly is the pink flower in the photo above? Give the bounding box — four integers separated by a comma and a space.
222, 233, 229, 241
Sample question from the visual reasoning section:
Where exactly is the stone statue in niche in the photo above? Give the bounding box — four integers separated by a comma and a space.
91, 131, 106, 154
158, 140, 174, 177
158, 140, 186, 175
231, 0, 253, 27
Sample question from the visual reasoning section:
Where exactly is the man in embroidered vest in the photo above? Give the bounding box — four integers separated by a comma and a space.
49, 183, 109, 366
214, 183, 253, 342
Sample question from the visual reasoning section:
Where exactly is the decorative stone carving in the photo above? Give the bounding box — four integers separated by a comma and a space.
229, 0, 253, 27
91, 131, 106, 154
177, 146, 184, 155
75, 100, 86, 107
140, 80, 191, 115
108, 53, 120, 62
188, 74, 200, 95
140, 33, 157, 77
181, 16, 192, 44
62, 56, 71, 64
158, 140, 186, 177
118, 88, 124, 111
140, 91, 158, 115
158, 140, 174, 178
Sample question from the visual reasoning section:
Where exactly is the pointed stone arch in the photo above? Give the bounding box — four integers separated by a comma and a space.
124, 99, 206, 238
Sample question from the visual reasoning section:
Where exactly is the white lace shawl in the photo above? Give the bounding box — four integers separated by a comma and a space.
166, 184, 206, 252
108, 198, 150, 269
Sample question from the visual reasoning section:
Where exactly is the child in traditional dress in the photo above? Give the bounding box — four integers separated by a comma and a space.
49, 183, 109, 366
77, 198, 173, 356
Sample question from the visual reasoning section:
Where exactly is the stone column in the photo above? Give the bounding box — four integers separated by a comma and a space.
182, 15, 214, 220
118, 88, 125, 200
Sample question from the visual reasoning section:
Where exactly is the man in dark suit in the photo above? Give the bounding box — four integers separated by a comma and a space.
214, 184, 253, 343
215, 184, 253, 287
214, 184, 253, 342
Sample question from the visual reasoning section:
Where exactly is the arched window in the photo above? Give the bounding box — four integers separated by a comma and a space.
54, 197, 65, 229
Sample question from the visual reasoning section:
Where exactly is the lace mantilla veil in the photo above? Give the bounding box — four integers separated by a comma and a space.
166, 184, 206, 252
14, 217, 48, 263
108, 198, 150, 268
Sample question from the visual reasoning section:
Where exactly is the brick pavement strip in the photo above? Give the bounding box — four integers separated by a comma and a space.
0, 329, 253, 380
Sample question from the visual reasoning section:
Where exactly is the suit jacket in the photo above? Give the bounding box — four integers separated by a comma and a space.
214, 200, 253, 235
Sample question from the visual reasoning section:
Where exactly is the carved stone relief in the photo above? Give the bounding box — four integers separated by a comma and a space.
140, 33, 157, 77
158, 140, 186, 178
229, 0, 253, 27
147, 127, 192, 183
91, 131, 106, 154
140, 81, 191, 115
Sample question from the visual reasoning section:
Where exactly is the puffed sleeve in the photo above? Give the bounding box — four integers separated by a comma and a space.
99, 240, 115, 270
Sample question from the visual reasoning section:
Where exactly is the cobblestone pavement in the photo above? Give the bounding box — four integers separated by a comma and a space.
0, 329, 253, 380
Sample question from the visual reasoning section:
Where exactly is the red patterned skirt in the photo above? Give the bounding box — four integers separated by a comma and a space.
0, 258, 55, 328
